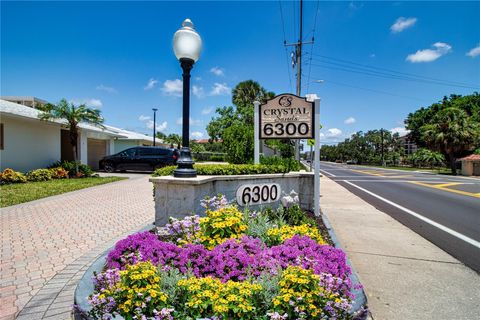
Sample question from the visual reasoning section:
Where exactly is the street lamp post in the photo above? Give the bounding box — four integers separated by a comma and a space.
172, 18, 202, 178
152, 108, 158, 146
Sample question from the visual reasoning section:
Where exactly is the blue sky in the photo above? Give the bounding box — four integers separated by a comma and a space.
2, 1, 479, 144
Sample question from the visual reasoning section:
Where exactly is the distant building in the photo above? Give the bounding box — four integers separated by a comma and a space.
194, 139, 222, 144
459, 154, 480, 176
398, 134, 418, 156
0, 98, 166, 171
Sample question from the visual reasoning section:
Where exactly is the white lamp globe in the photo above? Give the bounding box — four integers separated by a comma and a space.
173, 19, 202, 62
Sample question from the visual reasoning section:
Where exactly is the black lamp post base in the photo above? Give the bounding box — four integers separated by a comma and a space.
173, 147, 197, 178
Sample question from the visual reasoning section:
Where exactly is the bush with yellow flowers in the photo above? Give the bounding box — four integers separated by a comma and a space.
265, 224, 325, 246
176, 276, 263, 319
271, 266, 353, 319
88, 261, 173, 319
199, 206, 248, 249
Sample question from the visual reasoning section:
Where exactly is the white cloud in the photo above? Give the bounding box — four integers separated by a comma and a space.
201, 106, 214, 115
138, 115, 151, 121
406, 42, 452, 63
344, 117, 356, 124
191, 131, 204, 139
70, 98, 102, 108
210, 83, 231, 96
369, 53, 376, 58
348, 2, 363, 10
176, 117, 203, 126
210, 67, 224, 76
144, 78, 159, 90
192, 85, 205, 98
146, 120, 168, 132
390, 127, 410, 136
390, 17, 417, 33
96, 84, 117, 94
326, 128, 343, 138
466, 44, 480, 58
195, 76, 202, 81
161, 79, 183, 97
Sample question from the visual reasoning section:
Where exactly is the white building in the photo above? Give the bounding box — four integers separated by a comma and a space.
0, 98, 166, 171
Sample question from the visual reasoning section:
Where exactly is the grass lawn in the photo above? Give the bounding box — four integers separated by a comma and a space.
358, 164, 452, 175
0, 176, 127, 207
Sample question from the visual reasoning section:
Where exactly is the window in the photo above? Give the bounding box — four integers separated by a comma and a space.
120, 148, 137, 157
0, 123, 3, 150
138, 148, 155, 156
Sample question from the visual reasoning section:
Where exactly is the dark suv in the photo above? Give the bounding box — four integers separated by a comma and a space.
99, 146, 179, 172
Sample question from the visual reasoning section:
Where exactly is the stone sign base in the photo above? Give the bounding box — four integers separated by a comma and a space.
150, 172, 314, 226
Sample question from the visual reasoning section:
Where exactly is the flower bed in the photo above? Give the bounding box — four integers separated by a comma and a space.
87, 195, 364, 319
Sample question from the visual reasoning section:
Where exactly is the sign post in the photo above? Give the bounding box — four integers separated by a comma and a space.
254, 101, 260, 164
259, 93, 320, 216
313, 98, 320, 217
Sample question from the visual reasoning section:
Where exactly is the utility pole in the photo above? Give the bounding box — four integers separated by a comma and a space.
152, 108, 158, 146
285, 0, 313, 161
380, 128, 385, 166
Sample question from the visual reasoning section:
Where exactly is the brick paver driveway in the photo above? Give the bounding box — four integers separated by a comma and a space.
0, 173, 155, 319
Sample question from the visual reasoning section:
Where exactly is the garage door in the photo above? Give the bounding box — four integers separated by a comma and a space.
87, 139, 107, 170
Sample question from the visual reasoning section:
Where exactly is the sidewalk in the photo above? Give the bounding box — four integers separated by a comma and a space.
0, 174, 154, 320
320, 176, 480, 320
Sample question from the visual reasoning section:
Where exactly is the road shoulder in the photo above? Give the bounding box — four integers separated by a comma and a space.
320, 175, 480, 320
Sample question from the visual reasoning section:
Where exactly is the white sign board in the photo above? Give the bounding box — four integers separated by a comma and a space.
236, 183, 281, 206
259, 94, 314, 139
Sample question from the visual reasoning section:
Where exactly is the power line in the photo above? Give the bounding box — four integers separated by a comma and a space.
305, 0, 320, 94
307, 60, 480, 89
278, 0, 293, 92
310, 54, 479, 89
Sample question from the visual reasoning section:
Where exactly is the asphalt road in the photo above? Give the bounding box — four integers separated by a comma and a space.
317, 161, 480, 272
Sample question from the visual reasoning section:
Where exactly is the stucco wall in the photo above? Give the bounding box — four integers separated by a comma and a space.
150, 172, 314, 226
0, 116, 61, 172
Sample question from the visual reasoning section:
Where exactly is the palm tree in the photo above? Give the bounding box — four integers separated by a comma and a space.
38, 99, 104, 172
421, 107, 480, 174
165, 134, 182, 148
232, 80, 275, 124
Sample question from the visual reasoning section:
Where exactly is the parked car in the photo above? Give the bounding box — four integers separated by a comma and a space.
99, 146, 179, 173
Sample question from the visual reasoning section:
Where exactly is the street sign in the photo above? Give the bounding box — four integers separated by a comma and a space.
259, 94, 314, 139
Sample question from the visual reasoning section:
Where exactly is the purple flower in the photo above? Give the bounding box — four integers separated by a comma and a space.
106, 231, 181, 270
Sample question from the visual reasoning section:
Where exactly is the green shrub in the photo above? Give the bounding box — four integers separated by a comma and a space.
27, 169, 53, 182
153, 164, 292, 177
260, 155, 301, 172
49, 161, 93, 177
49, 167, 69, 179
262, 204, 316, 227
0, 168, 27, 184
192, 152, 226, 162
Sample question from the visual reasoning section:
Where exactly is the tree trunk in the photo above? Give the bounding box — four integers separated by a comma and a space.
70, 126, 79, 174
449, 153, 457, 175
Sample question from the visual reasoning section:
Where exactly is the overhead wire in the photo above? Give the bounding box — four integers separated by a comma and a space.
305, 0, 320, 94
279, 0, 293, 92
309, 54, 479, 89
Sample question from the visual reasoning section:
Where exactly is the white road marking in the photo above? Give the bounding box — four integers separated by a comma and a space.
319, 169, 336, 177
343, 180, 480, 249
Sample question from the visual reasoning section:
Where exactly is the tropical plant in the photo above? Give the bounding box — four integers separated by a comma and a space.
405, 93, 480, 174
0, 168, 27, 184
38, 99, 103, 173
27, 169, 53, 182
420, 107, 479, 174
164, 134, 182, 148
408, 149, 445, 168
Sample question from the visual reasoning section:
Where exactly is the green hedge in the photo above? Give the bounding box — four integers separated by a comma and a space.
192, 152, 226, 162
260, 156, 301, 172
153, 164, 296, 177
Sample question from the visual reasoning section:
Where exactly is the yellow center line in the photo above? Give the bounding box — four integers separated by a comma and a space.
434, 182, 463, 188
409, 181, 480, 198
350, 169, 385, 177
